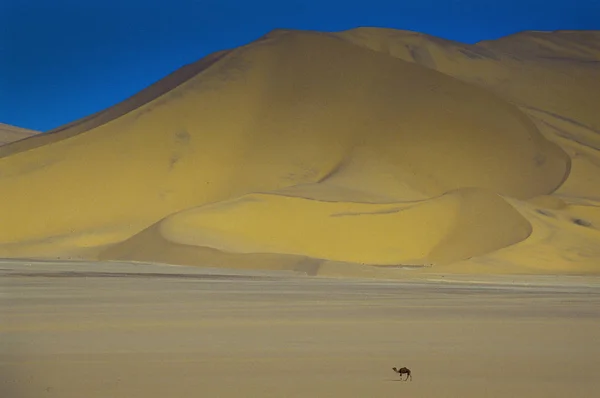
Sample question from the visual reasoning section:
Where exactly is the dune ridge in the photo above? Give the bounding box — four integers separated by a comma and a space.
0, 123, 39, 147
1, 28, 598, 276
102, 187, 531, 268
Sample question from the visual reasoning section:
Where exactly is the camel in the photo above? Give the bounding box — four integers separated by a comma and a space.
392, 366, 412, 381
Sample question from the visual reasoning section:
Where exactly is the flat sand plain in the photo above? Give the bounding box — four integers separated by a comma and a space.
2, 260, 599, 397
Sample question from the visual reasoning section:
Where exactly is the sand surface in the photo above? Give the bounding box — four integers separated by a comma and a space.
0, 123, 39, 146
1, 260, 599, 397
0, 28, 599, 274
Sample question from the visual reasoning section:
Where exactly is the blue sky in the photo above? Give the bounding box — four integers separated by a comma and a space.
1, 0, 599, 132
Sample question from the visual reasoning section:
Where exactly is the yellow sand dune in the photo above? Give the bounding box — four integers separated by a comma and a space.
0, 50, 231, 158
0, 123, 39, 146
0, 28, 598, 275
102, 187, 531, 267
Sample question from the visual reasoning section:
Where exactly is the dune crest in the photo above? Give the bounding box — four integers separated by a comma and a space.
0, 123, 39, 147
1, 28, 598, 275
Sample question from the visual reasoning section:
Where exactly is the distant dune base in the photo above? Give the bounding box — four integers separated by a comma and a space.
1, 28, 599, 275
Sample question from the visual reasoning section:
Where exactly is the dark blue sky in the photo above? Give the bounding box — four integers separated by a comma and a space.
2, 0, 599, 132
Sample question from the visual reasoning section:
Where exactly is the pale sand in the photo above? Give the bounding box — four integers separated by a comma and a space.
1, 260, 599, 397
0, 123, 39, 146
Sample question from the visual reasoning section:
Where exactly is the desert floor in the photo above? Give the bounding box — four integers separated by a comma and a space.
1, 260, 599, 397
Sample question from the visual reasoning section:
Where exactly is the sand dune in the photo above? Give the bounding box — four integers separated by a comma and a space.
0, 28, 598, 275
0, 51, 231, 158
103, 187, 531, 267
0, 123, 39, 147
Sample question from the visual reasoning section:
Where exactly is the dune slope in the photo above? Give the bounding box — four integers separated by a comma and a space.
333, 28, 600, 274
0, 28, 598, 275
102, 187, 531, 267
